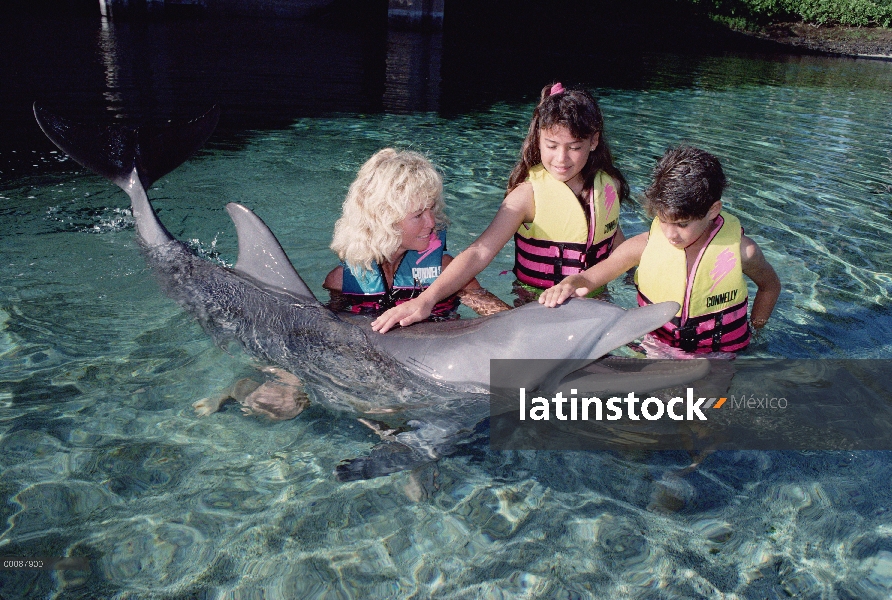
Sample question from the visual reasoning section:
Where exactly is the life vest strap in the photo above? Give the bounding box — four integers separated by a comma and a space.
515, 235, 587, 261
514, 233, 614, 289
341, 288, 459, 317
639, 293, 750, 353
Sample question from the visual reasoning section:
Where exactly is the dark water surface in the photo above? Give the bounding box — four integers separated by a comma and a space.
2, 12, 892, 599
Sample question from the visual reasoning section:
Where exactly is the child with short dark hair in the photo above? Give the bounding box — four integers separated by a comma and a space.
539, 146, 781, 355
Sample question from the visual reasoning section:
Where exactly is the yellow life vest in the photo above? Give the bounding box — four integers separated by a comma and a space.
635, 212, 750, 353
513, 164, 620, 289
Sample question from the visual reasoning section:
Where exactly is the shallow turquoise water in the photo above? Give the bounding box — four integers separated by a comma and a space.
2, 51, 892, 598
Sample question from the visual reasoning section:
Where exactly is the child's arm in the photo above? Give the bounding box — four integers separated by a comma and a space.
457, 288, 512, 315
611, 226, 626, 251
740, 235, 781, 328
443, 254, 512, 316
371, 184, 535, 333
538, 232, 647, 307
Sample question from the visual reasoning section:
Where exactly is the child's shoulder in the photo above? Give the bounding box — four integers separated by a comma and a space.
505, 180, 534, 204
739, 233, 770, 268
739, 233, 761, 254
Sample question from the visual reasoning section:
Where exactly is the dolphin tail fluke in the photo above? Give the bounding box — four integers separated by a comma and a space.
335, 442, 434, 482
33, 103, 220, 190
226, 203, 318, 302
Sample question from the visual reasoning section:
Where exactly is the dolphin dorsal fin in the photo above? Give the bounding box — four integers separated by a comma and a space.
226, 203, 318, 301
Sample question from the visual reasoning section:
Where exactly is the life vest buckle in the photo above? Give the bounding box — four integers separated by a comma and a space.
554, 243, 564, 282
711, 314, 724, 351
677, 324, 699, 353
585, 245, 597, 267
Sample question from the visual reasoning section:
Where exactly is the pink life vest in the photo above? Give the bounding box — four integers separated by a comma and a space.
514, 165, 620, 289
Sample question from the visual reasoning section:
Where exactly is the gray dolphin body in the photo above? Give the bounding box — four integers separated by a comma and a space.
34, 105, 700, 480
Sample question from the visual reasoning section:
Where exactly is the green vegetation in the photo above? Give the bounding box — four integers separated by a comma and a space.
686, 0, 892, 27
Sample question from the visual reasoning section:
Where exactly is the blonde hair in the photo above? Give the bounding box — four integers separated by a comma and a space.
331, 148, 448, 271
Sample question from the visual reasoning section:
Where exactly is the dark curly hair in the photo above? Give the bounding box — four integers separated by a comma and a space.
643, 146, 726, 220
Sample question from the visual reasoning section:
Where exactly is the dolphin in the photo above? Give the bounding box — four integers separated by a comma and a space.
33, 104, 703, 480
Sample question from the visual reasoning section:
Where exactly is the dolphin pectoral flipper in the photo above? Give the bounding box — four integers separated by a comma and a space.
33, 103, 220, 190
225, 203, 317, 301
335, 442, 433, 482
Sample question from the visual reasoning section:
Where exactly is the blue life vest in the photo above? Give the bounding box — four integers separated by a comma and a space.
340, 229, 459, 318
